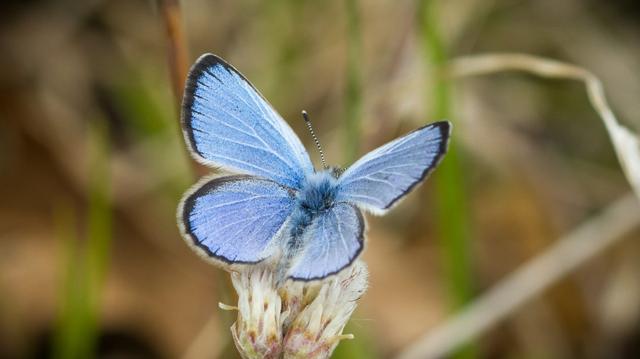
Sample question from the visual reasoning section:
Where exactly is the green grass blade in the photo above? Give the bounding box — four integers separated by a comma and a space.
52, 119, 112, 359
84, 118, 113, 357
52, 201, 83, 359
344, 0, 363, 164
418, 1, 476, 358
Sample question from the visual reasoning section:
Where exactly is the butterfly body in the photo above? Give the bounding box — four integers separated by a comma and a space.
178, 53, 451, 283
275, 168, 343, 281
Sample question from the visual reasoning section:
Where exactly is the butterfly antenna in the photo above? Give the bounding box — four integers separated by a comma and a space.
302, 110, 328, 169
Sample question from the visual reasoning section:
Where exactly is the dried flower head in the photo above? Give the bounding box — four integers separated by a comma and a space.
226, 269, 283, 358
222, 261, 368, 359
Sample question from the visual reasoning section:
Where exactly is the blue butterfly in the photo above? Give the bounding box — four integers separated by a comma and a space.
178, 54, 451, 282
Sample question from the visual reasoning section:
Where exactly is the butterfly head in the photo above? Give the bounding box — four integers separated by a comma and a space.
297, 169, 339, 214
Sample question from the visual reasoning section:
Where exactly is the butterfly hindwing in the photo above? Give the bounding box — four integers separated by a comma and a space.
288, 203, 365, 281
336, 121, 451, 214
179, 175, 296, 265
182, 54, 314, 189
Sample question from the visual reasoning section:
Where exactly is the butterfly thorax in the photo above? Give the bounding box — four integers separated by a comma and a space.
297, 169, 339, 213
289, 169, 338, 235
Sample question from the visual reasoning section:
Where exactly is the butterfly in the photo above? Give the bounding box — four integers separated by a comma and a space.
177, 53, 451, 283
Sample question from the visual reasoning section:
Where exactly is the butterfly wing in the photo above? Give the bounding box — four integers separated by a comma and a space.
336, 121, 451, 215
182, 54, 314, 189
287, 203, 365, 281
179, 175, 296, 265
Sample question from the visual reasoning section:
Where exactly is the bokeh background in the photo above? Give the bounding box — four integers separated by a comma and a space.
1, 0, 640, 358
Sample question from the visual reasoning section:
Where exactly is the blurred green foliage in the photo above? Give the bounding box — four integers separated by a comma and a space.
2, 0, 634, 357
332, 321, 379, 359
53, 120, 112, 359
344, 0, 363, 164
419, 0, 475, 358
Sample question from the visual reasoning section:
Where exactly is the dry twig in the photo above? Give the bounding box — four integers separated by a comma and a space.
450, 54, 640, 198
396, 53, 640, 359
397, 193, 639, 359
159, 0, 190, 109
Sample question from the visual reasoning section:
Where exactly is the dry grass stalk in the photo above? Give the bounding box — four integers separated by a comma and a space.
397, 53, 640, 359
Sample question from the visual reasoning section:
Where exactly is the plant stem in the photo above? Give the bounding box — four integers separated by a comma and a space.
84, 119, 113, 357
159, 0, 189, 111
52, 202, 80, 359
344, 0, 363, 163
53, 119, 112, 359
418, 1, 475, 357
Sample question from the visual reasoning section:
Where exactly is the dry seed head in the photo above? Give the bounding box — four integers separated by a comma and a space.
223, 262, 368, 359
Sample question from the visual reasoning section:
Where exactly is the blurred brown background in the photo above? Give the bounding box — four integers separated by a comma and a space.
1, 0, 639, 358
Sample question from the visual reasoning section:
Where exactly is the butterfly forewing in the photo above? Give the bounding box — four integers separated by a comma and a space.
336, 122, 451, 215
182, 54, 314, 189
179, 175, 296, 265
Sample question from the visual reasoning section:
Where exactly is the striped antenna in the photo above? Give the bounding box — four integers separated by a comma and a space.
302, 110, 327, 169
